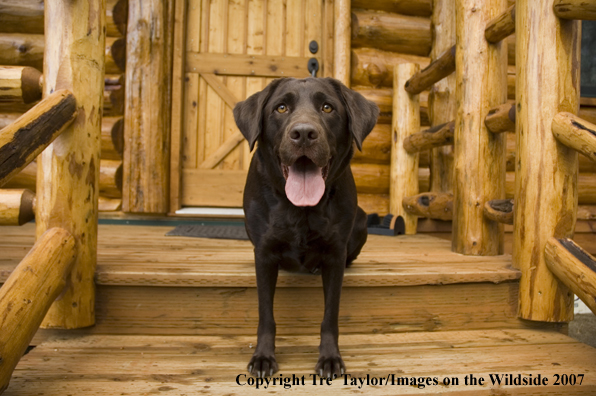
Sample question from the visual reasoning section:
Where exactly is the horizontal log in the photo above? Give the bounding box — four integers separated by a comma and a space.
403, 121, 455, 153
0, 227, 76, 393
545, 237, 596, 315
101, 117, 124, 160
552, 112, 596, 162
483, 199, 514, 225
351, 0, 431, 17
351, 47, 430, 88
354, 87, 430, 125
357, 193, 389, 216
578, 205, 596, 220
402, 192, 453, 221
351, 9, 432, 57
0, 113, 20, 129
0, 188, 35, 225
353, 163, 429, 194
99, 159, 123, 198
106, 37, 126, 74
2, 161, 35, 190
0, 90, 77, 187
0, 33, 44, 70
0, 0, 127, 36
98, 196, 122, 212
404, 45, 456, 95
485, 4, 516, 43
485, 102, 516, 133
109, 82, 125, 115
553, 0, 596, 20
0, 66, 42, 103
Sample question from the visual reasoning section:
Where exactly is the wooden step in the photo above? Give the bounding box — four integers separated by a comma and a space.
0, 223, 525, 336
4, 329, 596, 395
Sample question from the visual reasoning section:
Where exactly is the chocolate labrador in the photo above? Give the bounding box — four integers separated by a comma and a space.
233, 77, 379, 379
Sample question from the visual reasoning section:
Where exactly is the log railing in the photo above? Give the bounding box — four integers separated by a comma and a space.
0, 0, 105, 391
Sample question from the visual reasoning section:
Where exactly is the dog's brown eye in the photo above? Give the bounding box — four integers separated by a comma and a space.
322, 104, 333, 113
277, 104, 287, 113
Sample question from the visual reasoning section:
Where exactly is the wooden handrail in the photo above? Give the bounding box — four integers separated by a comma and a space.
0, 228, 76, 393
545, 237, 596, 315
485, 5, 516, 43
404, 45, 455, 95
0, 189, 35, 226
403, 192, 453, 221
0, 66, 43, 104
483, 199, 514, 225
403, 121, 455, 153
553, 0, 596, 20
0, 90, 76, 187
552, 112, 596, 162
485, 103, 516, 134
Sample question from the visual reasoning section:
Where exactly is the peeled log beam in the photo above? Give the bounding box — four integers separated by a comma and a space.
402, 192, 453, 221
100, 159, 123, 198
0, 90, 77, 187
0, 113, 20, 129
545, 238, 596, 315
485, 4, 515, 43
483, 198, 514, 225
351, 9, 432, 57
351, 47, 430, 88
0, 188, 35, 225
352, 0, 431, 17
0, 33, 44, 70
101, 117, 124, 160
36, 0, 105, 329
353, 163, 429, 194
3, 161, 35, 190
358, 193, 389, 216
391, 63, 420, 234
0, 0, 44, 34
404, 45, 456, 95
353, 124, 391, 163
355, 87, 430, 125
0, 228, 76, 393
554, 0, 596, 20
403, 120, 455, 153
98, 196, 122, 212
514, 0, 579, 322
552, 112, 596, 162
0, 66, 42, 103
485, 102, 516, 134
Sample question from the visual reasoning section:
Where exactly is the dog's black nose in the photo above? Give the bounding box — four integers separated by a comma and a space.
289, 124, 319, 146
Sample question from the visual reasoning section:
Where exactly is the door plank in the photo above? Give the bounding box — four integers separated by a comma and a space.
186, 52, 313, 77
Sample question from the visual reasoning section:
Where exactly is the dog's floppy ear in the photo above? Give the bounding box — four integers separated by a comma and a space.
332, 79, 379, 151
233, 79, 285, 151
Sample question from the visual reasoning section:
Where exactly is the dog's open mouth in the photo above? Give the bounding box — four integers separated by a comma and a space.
281, 156, 330, 207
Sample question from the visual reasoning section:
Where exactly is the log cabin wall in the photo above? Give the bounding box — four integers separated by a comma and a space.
0, 0, 127, 213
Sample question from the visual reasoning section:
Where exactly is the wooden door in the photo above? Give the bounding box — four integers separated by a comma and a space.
173, 0, 335, 209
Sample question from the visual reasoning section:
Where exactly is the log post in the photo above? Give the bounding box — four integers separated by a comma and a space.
453, 0, 507, 255
552, 112, 596, 162
402, 192, 453, 221
390, 63, 420, 234
0, 228, 76, 393
36, 0, 105, 329
514, 0, 580, 322
334, 0, 351, 86
545, 238, 596, 315
404, 45, 455, 95
123, 0, 174, 213
484, 4, 515, 43
0, 66, 42, 103
0, 188, 35, 226
553, 0, 596, 20
485, 102, 516, 134
0, 90, 77, 187
428, 0, 456, 196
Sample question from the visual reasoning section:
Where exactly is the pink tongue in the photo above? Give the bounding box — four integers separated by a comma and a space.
285, 158, 325, 206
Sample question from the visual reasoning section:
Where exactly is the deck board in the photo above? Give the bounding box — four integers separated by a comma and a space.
0, 223, 519, 287
5, 329, 596, 395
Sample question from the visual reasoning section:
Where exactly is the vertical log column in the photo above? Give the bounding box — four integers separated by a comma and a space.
453, 0, 507, 255
123, 0, 174, 213
334, 0, 351, 86
391, 63, 420, 234
36, 0, 106, 328
429, 0, 456, 193
514, 0, 580, 322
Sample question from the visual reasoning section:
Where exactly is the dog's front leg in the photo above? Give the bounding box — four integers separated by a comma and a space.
248, 248, 279, 378
316, 254, 346, 379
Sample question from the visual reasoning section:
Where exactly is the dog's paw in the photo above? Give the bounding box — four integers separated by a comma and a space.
248, 354, 278, 378
315, 354, 346, 379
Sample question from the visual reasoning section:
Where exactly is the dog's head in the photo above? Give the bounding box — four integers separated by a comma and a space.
234, 77, 379, 207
